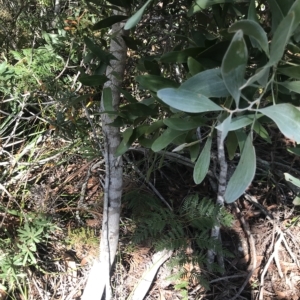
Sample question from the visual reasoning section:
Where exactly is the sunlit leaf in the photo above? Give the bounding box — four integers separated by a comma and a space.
225, 134, 256, 203
157, 88, 223, 113
221, 30, 248, 106
193, 136, 212, 184
228, 114, 262, 131
284, 173, 300, 188
124, 0, 152, 30
258, 104, 300, 143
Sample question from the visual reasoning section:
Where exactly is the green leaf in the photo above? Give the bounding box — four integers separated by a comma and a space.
120, 102, 156, 117
193, 136, 212, 184
124, 0, 152, 30
228, 114, 262, 131
181, 68, 230, 98
241, 66, 270, 89
287, 146, 300, 156
103, 87, 113, 111
160, 48, 203, 63
285, 173, 300, 188
164, 116, 205, 131
253, 120, 271, 143
157, 88, 223, 113
216, 115, 232, 144
106, 0, 131, 8
136, 75, 179, 92
78, 74, 108, 86
84, 37, 116, 64
226, 131, 238, 160
221, 30, 248, 106
225, 134, 256, 203
115, 127, 135, 156
293, 195, 300, 205
258, 104, 300, 143
278, 81, 300, 93
278, 66, 300, 79
268, 0, 284, 32
229, 20, 269, 56
187, 57, 204, 75
151, 128, 186, 152
269, 12, 295, 65
93, 15, 128, 30
122, 35, 143, 50
248, 0, 259, 23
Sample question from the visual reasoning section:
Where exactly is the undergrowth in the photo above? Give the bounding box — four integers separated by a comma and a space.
123, 190, 234, 289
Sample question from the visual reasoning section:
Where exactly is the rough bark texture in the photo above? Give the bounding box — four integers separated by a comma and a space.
82, 9, 127, 300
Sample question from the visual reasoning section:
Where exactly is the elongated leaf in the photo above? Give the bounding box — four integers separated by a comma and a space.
287, 146, 300, 156
285, 173, 300, 188
253, 121, 271, 143
187, 57, 204, 75
93, 15, 128, 30
181, 68, 230, 98
84, 37, 116, 64
136, 75, 179, 92
216, 115, 232, 144
164, 116, 205, 131
225, 134, 256, 203
278, 81, 300, 93
268, 0, 284, 32
106, 0, 131, 8
115, 127, 135, 156
269, 12, 295, 65
228, 114, 262, 131
278, 66, 300, 79
193, 136, 212, 184
258, 104, 300, 143
124, 0, 152, 30
248, 0, 259, 23
226, 131, 238, 160
221, 30, 248, 106
157, 88, 223, 113
120, 102, 156, 117
288, 0, 300, 32
78, 74, 108, 86
102, 87, 113, 111
151, 128, 186, 152
241, 66, 270, 89
229, 20, 269, 56
160, 48, 202, 63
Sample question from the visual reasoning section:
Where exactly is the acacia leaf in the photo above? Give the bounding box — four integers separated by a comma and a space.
157, 88, 223, 113
258, 104, 300, 143
225, 134, 256, 203
193, 136, 212, 185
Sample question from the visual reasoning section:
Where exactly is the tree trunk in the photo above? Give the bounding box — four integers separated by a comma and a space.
82, 9, 127, 300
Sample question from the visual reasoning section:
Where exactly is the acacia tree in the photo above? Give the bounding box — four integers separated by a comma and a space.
82, 8, 127, 300
80, 0, 300, 297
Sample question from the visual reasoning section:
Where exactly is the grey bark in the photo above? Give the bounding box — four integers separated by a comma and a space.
81, 9, 127, 300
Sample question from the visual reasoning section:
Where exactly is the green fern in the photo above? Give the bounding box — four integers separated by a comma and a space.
128, 191, 234, 281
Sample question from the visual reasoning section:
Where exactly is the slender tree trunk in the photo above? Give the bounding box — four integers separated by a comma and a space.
82, 9, 127, 300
